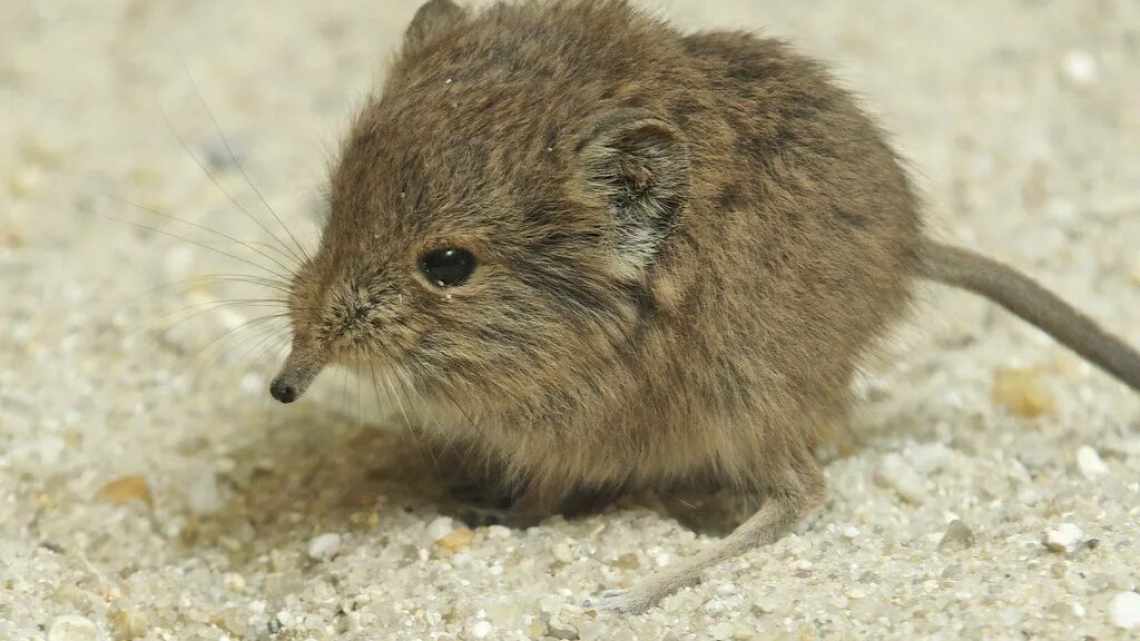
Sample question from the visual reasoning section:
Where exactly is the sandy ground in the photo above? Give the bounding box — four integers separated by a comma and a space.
3, 1, 1140, 640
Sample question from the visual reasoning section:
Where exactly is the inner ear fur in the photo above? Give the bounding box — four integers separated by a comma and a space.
405, 0, 468, 52
576, 108, 690, 266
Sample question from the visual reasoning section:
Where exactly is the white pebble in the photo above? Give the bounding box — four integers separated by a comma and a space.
425, 516, 455, 542
552, 541, 575, 563
578, 620, 607, 641
1062, 50, 1099, 85
1043, 523, 1084, 554
469, 620, 493, 639
842, 525, 861, 539
1110, 592, 1140, 629
1076, 446, 1108, 479
547, 614, 579, 640
223, 572, 246, 592
909, 442, 953, 473
307, 533, 342, 561
875, 453, 927, 503
708, 622, 735, 639
240, 372, 265, 395
48, 616, 98, 641
486, 525, 512, 539
187, 471, 223, 515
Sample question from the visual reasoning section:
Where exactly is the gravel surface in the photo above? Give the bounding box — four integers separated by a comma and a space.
3, 1, 1139, 640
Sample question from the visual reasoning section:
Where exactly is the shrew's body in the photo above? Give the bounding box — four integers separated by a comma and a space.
269, 0, 1140, 612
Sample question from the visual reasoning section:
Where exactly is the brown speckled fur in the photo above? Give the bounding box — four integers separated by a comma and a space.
275, 0, 920, 610
269, 0, 1140, 613
286, 0, 919, 494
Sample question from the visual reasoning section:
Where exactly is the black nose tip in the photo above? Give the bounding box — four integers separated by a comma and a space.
270, 378, 297, 404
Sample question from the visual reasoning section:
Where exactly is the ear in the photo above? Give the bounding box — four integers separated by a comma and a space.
405, 0, 468, 51
576, 109, 689, 269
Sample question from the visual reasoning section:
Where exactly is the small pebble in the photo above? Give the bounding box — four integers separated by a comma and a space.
1110, 592, 1140, 629
553, 541, 575, 563
109, 607, 149, 640
992, 367, 1055, 418
577, 620, 607, 641
547, 614, 580, 640
425, 516, 455, 542
874, 453, 926, 503
239, 372, 265, 395
610, 552, 640, 570
486, 524, 512, 539
48, 615, 98, 641
307, 533, 342, 561
909, 442, 953, 473
187, 471, 223, 515
1043, 523, 1084, 554
469, 620, 493, 639
708, 622, 735, 639
938, 519, 976, 551
436, 527, 475, 553
1062, 49, 1099, 85
223, 572, 247, 592
1076, 446, 1108, 479
96, 475, 153, 507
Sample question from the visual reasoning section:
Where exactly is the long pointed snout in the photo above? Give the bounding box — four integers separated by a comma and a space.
269, 348, 325, 404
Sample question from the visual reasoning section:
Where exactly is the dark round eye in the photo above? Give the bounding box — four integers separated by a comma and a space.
419, 247, 476, 287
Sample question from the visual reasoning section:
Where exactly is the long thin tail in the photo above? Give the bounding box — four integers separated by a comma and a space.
918, 238, 1140, 392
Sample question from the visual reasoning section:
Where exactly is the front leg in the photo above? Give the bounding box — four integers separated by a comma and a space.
444, 472, 623, 528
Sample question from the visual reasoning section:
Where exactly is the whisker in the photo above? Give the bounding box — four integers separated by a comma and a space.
196, 323, 291, 386
107, 215, 289, 282
182, 65, 312, 265
230, 325, 294, 369
385, 330, 478, 434
356, 351, 365, 430
182, 313, 292, 367
111, 194, 298, 276
149, 300, 293, 335
384, 357, 441, 470
138, 274, 293, 298
112, 278, 290, 333
159, 101, 306, 268
340, 363, 351, 430
174, 317, 289, 388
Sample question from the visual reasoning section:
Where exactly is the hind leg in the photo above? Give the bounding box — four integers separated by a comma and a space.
585, 454, 826, 614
